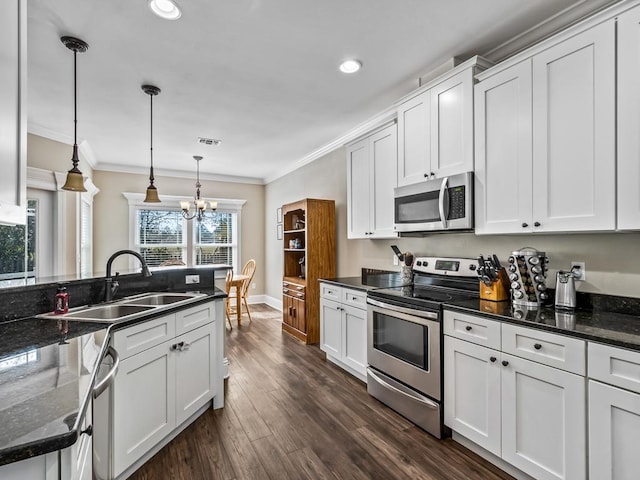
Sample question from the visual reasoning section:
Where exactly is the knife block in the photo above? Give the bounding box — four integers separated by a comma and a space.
479, 268, 510, 302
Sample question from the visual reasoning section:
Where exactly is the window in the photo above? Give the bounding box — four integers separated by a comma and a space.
0, 200, 36, 287
125, 193, 245, 271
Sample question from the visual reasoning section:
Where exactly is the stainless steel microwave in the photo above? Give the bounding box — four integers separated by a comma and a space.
393, 171, 473, 233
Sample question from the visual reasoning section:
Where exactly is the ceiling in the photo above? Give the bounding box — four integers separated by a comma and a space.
27, 0, 614, 184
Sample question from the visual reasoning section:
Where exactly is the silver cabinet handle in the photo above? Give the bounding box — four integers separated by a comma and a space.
93, 346, 120, 398
367, 368, 439, 410
439, 176, 449, 229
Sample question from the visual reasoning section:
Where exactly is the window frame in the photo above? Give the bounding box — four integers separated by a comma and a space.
123, 192, 246, 272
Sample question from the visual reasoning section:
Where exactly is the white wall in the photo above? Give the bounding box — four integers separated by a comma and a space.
27, 133, 94, 276
265, 147, 640, 302
92, 170, 266, 294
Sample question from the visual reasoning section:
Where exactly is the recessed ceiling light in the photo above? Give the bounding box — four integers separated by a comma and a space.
339, 59, 362, 74
149, 0, 182, 20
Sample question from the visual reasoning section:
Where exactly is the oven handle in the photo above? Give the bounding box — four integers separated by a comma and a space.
366, 298, 438, 320
367, 367, 439, 410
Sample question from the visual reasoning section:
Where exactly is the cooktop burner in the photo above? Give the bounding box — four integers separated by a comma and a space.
367, 256, 480, 312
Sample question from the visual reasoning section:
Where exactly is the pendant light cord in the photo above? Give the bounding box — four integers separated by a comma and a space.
149, 92, 155, 184
73, 49, 77, 148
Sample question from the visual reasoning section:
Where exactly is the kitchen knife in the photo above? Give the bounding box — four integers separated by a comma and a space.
492, 254, 502, 270
391, 245, 404, 262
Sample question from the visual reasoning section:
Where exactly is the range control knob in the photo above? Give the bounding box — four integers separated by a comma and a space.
469, 264, 476, 271
416, 261, 422, 267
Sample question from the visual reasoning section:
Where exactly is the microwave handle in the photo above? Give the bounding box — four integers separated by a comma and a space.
438, 177, 450, 228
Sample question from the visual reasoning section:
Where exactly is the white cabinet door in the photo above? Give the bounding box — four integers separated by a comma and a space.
501, 353, 586, 480
320, 298, 342, 358
532, 19, 615, 232
0, 0, 27, 225
113, 340, 176, 478
431, 70, 474, 177
341, 304, 367, 376
474, 60, 533, 234
617, 5, 640, 230
369, 124, 397, 238
175, 322, 215, 425
444, 336, 501, 456
589, 380, 640, 480
397, 91, 431, 187
346, 139, 371, 238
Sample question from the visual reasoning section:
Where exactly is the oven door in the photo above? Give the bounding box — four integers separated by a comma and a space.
367, 298, 441, 400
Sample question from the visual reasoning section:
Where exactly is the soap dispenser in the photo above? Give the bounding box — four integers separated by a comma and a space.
54, 286, 69, 314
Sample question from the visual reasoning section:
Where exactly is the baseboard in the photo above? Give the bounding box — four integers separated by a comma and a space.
451, 432, 535, 480
261, 295, 282, 311
325, 355, 367, 383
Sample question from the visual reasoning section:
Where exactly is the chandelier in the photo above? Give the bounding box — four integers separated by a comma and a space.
180, 156, 217, 221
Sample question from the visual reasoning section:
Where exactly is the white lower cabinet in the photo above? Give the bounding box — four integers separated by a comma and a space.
501, 353, 585, 480
320, 283, 367, 381
588, 342, 640, 479
444, 310, 586, 480
444, 336, 501, 456
111, 302, 216, 478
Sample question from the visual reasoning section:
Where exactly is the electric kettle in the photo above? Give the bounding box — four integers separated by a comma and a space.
555, 270, 577, 310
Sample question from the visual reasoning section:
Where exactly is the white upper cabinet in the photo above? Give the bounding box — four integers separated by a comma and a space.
0, 0, 27, 226
430, 69, 474, 178
397, 57, 487, 188
475, 18, 616, 234
475, 60, 533, 234
617, 4, 640, 230
397, 91, 431, 186
531, 20, 615, 232
346, 123, 397, 239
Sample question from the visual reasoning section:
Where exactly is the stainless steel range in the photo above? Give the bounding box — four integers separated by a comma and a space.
366, 256, 479, 438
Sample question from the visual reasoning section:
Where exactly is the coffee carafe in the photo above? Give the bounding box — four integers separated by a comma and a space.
555, 270, 577, 310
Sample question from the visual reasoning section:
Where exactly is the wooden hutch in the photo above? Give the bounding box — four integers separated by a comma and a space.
281, 198, 335, 344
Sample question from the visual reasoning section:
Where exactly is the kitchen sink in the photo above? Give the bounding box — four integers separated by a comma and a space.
37, 292, 207, 323
120, 292, 205, 306
61, 304, 156, 321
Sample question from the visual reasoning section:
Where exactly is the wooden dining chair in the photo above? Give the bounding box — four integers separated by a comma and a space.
224, 269, 234, 330
240, 259, 257, 322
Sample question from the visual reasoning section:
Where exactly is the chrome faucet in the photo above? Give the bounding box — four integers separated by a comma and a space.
105, 250, 152, 302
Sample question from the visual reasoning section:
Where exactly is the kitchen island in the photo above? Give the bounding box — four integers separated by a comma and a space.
0, 265, 229, 480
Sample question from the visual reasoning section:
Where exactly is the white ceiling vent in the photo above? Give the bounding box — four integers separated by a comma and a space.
198, 137, 222, 146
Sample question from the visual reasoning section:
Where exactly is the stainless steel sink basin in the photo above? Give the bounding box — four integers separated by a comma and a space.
121, 292, 205, 306
64, 304, 156, 321
37, 291, 207, 323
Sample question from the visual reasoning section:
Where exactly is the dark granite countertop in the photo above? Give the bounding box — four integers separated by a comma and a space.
320, 270, 403, 292
444, 299, 640, 351
0, 287, 226, 467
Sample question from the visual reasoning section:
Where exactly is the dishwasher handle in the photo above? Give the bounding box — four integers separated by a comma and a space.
93, 346, 120, 399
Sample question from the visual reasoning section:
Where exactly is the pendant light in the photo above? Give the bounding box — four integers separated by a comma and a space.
180, 156, 217, 221
142, 84, 161, 203
60, 36, 89, 192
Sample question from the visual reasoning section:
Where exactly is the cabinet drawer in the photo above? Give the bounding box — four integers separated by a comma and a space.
112, 314, 176, 359
320, 283, 342, 301
443, 310, 501, 350
502, 323, 585, 375
589, 342, 640, 394
342, 288, 366, 309
175, 302, 212, 336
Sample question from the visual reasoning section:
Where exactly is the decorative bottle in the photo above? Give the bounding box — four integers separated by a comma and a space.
54, 286, 69, 314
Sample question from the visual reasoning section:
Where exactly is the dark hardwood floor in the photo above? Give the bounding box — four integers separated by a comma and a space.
130, 304, 514, 480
